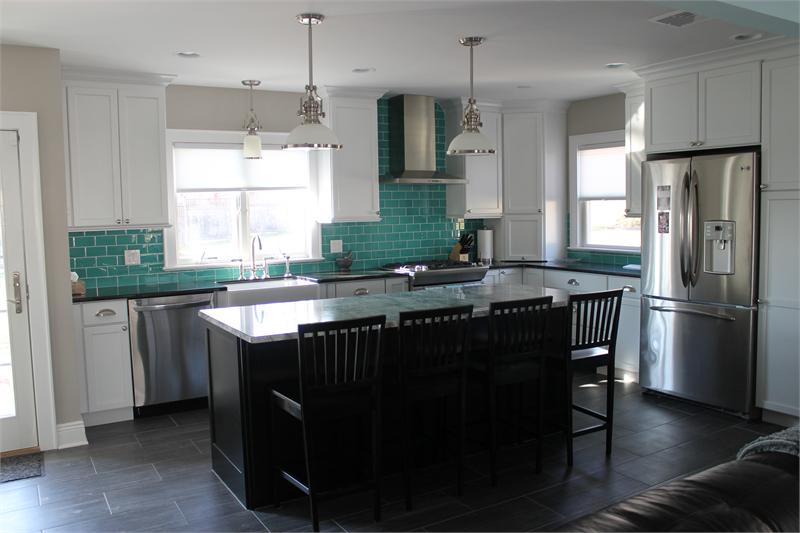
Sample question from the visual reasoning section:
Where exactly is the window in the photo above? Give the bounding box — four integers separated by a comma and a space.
569, 131, 640, 251
165, 131, 319, 268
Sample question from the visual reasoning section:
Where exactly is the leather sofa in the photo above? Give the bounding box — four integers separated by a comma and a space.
562, 452, 799, 532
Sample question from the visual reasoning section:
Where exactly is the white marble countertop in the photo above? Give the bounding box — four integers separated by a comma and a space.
199, 284, 570, 344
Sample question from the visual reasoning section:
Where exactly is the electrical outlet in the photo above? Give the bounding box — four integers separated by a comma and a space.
124, 249, 141, 265
330, 239, 343, 254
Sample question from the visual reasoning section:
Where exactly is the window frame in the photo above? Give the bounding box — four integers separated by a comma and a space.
568, 130, 639, 253
163, 129, 322, 270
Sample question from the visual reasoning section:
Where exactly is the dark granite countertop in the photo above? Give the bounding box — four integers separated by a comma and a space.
490, 260, 641, 278
297, 270, 409, 283
73, 280, 226, 303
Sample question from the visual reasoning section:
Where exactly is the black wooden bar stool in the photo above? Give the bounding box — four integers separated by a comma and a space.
561, 289, 624, 466
270, 315, 386, 532
397, 305, 473, 511
470, 296, 553, 485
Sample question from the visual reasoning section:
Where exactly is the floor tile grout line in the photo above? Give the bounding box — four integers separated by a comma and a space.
103, 492, 112, 514
173, 500, 190, 527
251, 508, 272, 532
89, 455, 98, 474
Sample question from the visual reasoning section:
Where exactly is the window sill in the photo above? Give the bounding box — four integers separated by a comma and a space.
568, 246, 641, 255
162, 256, 325, 272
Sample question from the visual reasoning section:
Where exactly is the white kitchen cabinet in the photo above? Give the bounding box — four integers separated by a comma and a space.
645, 62, 761, 153
385, 277, 410, 293
445, 103, 503, 219
317, 88, 384, 223
762, 56, 800, 191
699, 62, 761, 148
522, 268, 544, 288
544, 270, 607, 294
73, 299, 134, 425
65, 82, 169, 228
616, 299, 641, 376
624, 89, 645, 217
757, 190, 800, 416
334, 278, 387, 297
502, 112, 544, 214
495, 267, 523, 285
493, 214, 543, 261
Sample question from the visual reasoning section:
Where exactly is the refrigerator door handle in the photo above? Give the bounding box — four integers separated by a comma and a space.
648, 305, 736, 322
679, 171, 691, 287
688, 170, 701, 287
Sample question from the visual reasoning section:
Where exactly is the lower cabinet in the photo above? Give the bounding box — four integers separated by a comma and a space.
616, 299, 641, 376
522, 268, 543, 288
333, 279, 388, 298
490, 214, 544, 261
385, 277, 410, 293
73, 299, 134, 426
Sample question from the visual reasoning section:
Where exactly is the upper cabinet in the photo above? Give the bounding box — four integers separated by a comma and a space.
761, 56, 800, 191
316, 88, 384, 223
645, 62, 761, 153
622, 86, 645, 217
444, 101, 503, 219
502, 112, 544, 214
65, 80, 169, 228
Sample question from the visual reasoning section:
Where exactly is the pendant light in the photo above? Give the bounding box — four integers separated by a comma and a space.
241, 80, 262, 159
447, 36, 495, 156
283, 13, 342, 150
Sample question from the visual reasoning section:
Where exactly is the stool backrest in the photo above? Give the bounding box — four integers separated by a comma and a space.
297, 315, 386, 391
398, 305, 473, 377
566, 289, 624, 352
489, 296, 553, 361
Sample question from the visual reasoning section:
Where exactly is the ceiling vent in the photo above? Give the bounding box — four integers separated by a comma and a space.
649, 10, 703, 28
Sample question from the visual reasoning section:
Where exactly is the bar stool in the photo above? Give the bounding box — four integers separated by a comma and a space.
270, 315, 386, 532
561, 289, 624, 467
470, 296, 553, 485
398, 305, 473, 511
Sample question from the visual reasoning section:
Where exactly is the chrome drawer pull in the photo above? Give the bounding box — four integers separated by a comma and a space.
622, 285, 636, 293
567, 279, 580, 287
95, 308, 117, 317
354, 288, 369, 296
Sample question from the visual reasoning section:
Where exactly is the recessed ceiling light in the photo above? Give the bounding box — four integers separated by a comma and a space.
352, 67, 376, 73
176, 51, 200, 58
605, 62, 626, 69
730, 32, 763, 42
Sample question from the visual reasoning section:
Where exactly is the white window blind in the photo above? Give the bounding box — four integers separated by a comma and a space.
576, 144, 626, 201
173, 144, 310, 191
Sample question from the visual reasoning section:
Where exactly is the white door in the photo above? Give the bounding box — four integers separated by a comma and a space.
0, 130, 38, 452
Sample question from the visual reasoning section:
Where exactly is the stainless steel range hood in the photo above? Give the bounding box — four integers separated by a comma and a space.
380, 95, 466, 184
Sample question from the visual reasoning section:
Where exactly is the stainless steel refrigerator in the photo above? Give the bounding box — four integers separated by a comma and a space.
640, 151, 759, 416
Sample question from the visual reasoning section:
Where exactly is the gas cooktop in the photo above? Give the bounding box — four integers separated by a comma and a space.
381, 260, 478, 273
381, 260, 489, 287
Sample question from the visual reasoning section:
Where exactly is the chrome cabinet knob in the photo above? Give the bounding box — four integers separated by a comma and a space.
537, 209, 542, 213
567, 278, 580, 287
124, 218, 130, 224
116, 219, 121, 224
759, 184, 768, 190
354, 288, 369, 296
467, 209, 472, 213
121, 325, 128, 331
622, 285, 636, 293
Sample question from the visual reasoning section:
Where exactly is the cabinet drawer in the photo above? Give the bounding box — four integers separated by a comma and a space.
82, 299, 128, 326
334, 279, 386, 297
544, 270, 607, 293
607, 276, 641, 300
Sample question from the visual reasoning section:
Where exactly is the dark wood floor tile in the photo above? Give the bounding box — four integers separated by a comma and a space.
425, 496, 562, 532
39, 455, 96, 482
458, 464, 559, 510
528, 470, 647, 522
0, 483, 39, 513
90, 438, 200, 473
286, 519, 347, 532
542, 443, 641, 481
38, 464, 160, 506
134, 423, 209, 447
174, 481, 244, 523
680, 426, 761, 456
103, 469, 224, 514
254, 490, 375, 531
42, 501, 185, 532
169, 409, 209, 427
167, 510, 266, 532
0, 496, 110, 532
660, 410, 741, 437
192, 437, 211, 456
152, 451, 211, 478
337, 492, 471, 533
735, 419, 786, 436
84, 416, 176, 441
652, 395, 709, 415
614, 423, 698, 456
381, 462, 486, 503
613, 404, 689, 433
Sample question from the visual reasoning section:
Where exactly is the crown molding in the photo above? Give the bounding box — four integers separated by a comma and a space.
501, 98, 570, 113
62, 67, 175, 86
323, 86, 388, 99
615, 79, 645, 96
634, 36, 799, 79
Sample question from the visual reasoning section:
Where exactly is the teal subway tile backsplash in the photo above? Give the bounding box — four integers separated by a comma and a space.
68, 98, 483, 290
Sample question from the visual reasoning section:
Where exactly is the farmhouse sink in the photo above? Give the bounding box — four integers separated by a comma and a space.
216, 278, 320, 307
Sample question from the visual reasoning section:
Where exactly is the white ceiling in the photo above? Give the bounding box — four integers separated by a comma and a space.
0, 0, 777, 101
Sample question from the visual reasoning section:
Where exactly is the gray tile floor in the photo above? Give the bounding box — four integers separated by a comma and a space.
0, 374, 781, 532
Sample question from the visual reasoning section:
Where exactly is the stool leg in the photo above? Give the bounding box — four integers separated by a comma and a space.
486, 377, 497, 487
457, 375, 466, 497
606, 360, 615, 457
402, 393, 413, 511
373, 403, 382, 522
536, 362, 545, 473
565, 364, 574, 467
270, 399, 281, 508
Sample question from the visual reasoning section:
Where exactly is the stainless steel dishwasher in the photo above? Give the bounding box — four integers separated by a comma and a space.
128, 292, 215, 408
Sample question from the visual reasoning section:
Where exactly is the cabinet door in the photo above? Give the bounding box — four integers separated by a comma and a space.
503, 214, 543, 261
757, 304, 800, 416
385, 277, 409, 293
503, 113, 544, 213
329, 98, 380, 222
616, 300, 640, 376
522, 268, 543, 288
118, 86, 169, 226
464, 111, 503, 217
72, 305, 88, 414
645, 74, 698, 153
699, 62, 761, 148
625, 94, 645, 217
762, 56, 799, 191
83, 324, 134, 412
66, 86, 123, 227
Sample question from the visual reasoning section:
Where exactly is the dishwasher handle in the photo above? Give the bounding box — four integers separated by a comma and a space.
132, 300, 212, 313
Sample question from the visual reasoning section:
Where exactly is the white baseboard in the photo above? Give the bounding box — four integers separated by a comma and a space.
762, 408, 800, 428
82, 407, 133, 428
56, 420, 88, 449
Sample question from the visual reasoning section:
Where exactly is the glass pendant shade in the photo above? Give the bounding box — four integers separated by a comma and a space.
447, 130, 495, 155
285, 122, 341, 150
243, 131, 262, 159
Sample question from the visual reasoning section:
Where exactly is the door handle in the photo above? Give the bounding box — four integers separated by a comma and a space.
679, 170, 690, 288
7, 272, 22, 314
649, 305, 735, 322
689, 170, 700, 286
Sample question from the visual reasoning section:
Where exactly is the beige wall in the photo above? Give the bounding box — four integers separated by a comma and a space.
166, 85, 302, 132
567, 93, 625, 136
0, 45, 79, 425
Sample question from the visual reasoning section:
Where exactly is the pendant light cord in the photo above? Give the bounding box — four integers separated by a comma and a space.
469, 42, 474, 101
307, 19, 314, 88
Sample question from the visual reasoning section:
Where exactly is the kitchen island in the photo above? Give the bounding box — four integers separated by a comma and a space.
199, 284, 570, 509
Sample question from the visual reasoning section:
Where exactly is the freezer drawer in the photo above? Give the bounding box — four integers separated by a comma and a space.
129, 293, 214, 407
639, 296, 757, 414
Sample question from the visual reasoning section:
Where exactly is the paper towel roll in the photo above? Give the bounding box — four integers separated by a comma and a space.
477, 229, 493, 264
